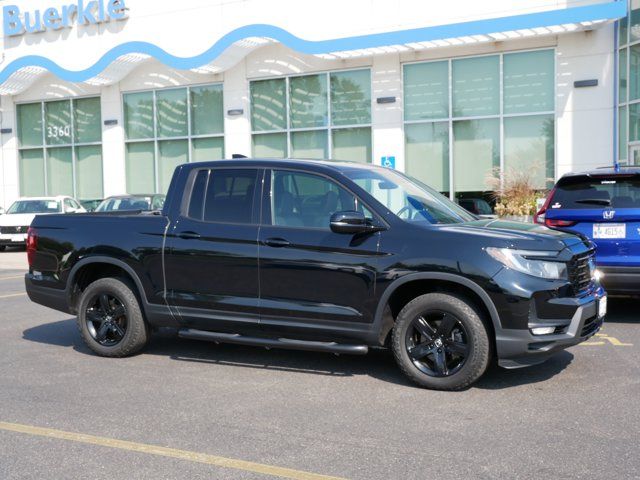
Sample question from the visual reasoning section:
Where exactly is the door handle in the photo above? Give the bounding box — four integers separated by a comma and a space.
177, 231, 201, 240
264, 237, 291, 248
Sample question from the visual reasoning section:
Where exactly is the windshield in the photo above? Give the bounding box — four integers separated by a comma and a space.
552, 175, 640, 209
343, 168, 475, 224
96, 196, 153, 212
7, 199, 61, 214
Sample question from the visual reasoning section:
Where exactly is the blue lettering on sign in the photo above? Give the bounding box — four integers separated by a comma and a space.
381, 156, 396, 169
3, 0, 127, 37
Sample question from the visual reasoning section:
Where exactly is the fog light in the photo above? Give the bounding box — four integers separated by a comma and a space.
593, 269, 604, 281
531, 327, 556, 335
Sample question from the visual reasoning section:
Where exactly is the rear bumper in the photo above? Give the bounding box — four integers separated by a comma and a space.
598, 266, 640, 294
0, 233, 27, 246
24, 274, 71, 314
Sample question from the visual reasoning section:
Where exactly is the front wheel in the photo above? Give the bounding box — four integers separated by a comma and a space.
391, 293, 490, 390
77, 277, 149, 357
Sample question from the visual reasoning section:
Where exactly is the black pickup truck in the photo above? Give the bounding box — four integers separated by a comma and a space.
25, 159, 606, 390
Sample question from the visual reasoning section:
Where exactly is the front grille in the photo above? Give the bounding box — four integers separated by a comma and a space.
0, 226, 28, 234
567, 249, 595, 297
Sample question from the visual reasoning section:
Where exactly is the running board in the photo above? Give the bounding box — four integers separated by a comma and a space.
178, 328, 369, 355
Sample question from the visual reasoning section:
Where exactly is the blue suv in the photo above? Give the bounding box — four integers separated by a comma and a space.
535, 166, 640, 294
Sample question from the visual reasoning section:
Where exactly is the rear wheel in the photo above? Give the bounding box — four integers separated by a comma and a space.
0, 246, 5, 251
391, 293, 490, 390
77, 277, 149, 357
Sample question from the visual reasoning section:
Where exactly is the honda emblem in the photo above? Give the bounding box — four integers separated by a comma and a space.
603, 210, 615, 220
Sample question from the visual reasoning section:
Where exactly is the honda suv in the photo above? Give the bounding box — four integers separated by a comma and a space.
535, 166, 640, 293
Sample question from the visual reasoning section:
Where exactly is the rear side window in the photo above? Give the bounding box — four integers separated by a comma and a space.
552, 175, 640, 209
187, 169, 258, 224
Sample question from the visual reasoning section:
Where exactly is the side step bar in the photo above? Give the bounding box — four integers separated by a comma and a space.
178, 328, 369, 355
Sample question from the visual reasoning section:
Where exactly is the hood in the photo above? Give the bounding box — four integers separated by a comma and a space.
439, 219, 587, 252
0, 213, 37, 227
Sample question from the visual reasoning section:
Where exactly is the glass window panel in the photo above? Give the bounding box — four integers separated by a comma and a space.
19, 149, 45, 196
203, 169, 258, 224
404, 61, 449, 121
630, 45, 640, 101
192, 137, 224, 162
620, 15, 628, 46
73, 97, 101, 144
156, 88, 188, 138
453, 119, 500, 192
504, 115, 554, 190
452, 56, 499, 117
251, 79, 286, 131
620, 48, 628, 104
405, 122, 449, 192
289, 74, 328, 128
291, 130, 328, 159
17, 103, 43, 147
76, 145, 103, 199
124, 92, 154, 140
190, 85, 223, 136
158, 140, 188, 193
620, 106, 628, 161
631, 0, 640, 42
126, 142, 155, 193
45, 100, 72, 145
331, 127, 372, 163
252, 133, 287, 158
330, 70, 371, 126
630, 103, 640, 142
188, 169, 208, 220
503, 50, 554, 114
46, 147, 73, 196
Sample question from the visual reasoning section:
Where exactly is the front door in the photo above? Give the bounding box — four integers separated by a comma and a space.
629, 144, 640, 166
258, 168, 382, 340
164, 167, 262, 332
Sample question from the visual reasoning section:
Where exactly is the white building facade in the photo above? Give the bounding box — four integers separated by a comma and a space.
0, 0, 631, 208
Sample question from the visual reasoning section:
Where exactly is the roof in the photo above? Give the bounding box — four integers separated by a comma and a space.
561, 166, 640, 178
188, 158, 387, 174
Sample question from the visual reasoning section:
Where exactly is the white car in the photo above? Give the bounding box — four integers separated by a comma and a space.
0, 196, 85, 250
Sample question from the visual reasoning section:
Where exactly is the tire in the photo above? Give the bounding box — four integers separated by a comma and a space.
391, 293, 490, 391
76, 277, 149, 357
0, 246, 6, 251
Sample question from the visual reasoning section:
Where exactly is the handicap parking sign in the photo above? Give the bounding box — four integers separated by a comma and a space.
381, 156, 395, 169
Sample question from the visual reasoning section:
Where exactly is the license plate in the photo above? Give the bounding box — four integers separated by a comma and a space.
593, 223, 626, 239
10, 234, 25, 242
598, 296, 607, 318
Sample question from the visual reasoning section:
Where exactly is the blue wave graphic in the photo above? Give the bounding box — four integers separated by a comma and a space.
0, 1, 625, 84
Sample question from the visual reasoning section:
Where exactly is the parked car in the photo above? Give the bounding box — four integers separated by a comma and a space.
0, 196, 85, 250
25, 159, 605, 390
80, 199, 103, 212
535, 166, 640, 294
457, 197, 497, 219
95, 194, 166, 212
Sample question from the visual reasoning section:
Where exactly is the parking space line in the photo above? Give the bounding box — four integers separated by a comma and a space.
0, 421, 345, 480
0, 292, 26, 299
0, 275, 25, 280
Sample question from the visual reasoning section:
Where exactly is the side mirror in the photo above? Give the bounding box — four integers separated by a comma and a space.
330, 211, 385, 234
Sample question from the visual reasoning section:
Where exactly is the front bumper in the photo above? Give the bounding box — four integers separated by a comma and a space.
598, 266, 640, 294
495, 290, 605, 368
0, 233, 27, 246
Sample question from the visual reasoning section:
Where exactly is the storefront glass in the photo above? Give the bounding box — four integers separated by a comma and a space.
250, 69, 372, 163
123, 83, 224, 193
17, 97, 103, 199
404, 49, 555, 198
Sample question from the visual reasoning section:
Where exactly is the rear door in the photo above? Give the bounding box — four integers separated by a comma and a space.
164, 167, 262, 331
545, 174, 640, 266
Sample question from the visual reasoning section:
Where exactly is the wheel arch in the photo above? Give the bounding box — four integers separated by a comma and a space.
373, 273, 501, 346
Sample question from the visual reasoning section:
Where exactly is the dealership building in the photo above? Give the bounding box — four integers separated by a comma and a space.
0, 0, 633, 208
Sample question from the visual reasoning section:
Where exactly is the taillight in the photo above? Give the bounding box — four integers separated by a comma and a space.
26, 227, 37, 268
545, 218, 576, 228
534, 186, 557, 225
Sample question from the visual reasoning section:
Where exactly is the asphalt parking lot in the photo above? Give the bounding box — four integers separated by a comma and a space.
0, 248, 639, 480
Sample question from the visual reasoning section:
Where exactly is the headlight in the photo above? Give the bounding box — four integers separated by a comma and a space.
486, 247, 568, 280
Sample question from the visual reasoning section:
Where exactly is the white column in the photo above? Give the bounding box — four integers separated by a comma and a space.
371, 53, 404, 171
100, 84, 127, 196
0, 95, 20, 209
224, 61, 252, 158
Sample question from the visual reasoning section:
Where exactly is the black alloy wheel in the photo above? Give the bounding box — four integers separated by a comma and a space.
405, 311, 470, 377
85, 293, 128, 347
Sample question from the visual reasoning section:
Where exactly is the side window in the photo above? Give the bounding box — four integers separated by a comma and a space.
63, 199, 73, 212
194, 169, 258, 224
271, 170, 371, 228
